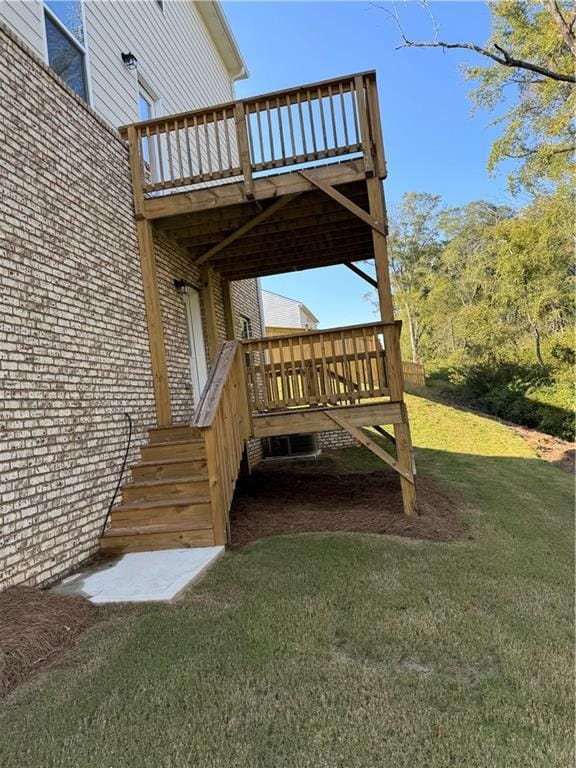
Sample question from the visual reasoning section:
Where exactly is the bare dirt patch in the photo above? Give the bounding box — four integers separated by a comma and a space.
511, 425, 575, 474
0, 586, 99, 700
230, 463, 464, 549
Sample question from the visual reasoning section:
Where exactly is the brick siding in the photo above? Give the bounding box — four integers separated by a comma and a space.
0, 23, 262, 588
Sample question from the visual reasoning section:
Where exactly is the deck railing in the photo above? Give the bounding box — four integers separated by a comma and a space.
120, 71, 385, 197
241, 322, 399, 413
193, 341, 251, 543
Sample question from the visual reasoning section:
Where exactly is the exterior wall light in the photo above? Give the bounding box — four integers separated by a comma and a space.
174, 279, 191, 295
121, 52, 138, 70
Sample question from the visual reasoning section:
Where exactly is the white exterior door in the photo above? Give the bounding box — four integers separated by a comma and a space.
183, 289, 208, 402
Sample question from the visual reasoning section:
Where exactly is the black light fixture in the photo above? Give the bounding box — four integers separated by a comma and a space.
174, 279, 192, 295
121, 51, 138, 70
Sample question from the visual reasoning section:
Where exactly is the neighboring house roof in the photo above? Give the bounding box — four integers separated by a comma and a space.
262, 290, 319, 330
196, 1, 248, 82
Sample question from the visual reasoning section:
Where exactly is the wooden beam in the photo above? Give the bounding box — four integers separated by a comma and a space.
200, 266, 220, 359
222, 279, 236, 340
194, 194, 300, 265
298, 170, 387, 237
142, 159, 366, 220
366, 175, 417, 516
135, 220, 172, 427
345, 261, 378, 289
372, 424, 396, 445
325, 412, 413, 484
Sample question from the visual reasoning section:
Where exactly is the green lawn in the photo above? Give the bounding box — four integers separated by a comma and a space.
1, 395, 573, 768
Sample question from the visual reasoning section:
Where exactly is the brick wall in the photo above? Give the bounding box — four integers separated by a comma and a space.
0, 23, 262, 588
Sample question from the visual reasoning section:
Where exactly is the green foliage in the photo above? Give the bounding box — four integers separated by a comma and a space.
370, 187, 574, 437
465, 0, 575, 194
431, 360, 574, 440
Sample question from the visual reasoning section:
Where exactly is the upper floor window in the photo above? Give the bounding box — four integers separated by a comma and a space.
44, 1, 88, 102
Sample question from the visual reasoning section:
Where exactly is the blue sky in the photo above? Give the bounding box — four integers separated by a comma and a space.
223, 1, 514, 327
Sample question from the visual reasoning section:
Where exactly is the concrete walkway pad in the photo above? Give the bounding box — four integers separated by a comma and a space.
52, 547, 225, 604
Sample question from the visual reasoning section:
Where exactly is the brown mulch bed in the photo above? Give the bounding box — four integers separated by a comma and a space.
0, 586, 99, 700
230, 465, 464, 549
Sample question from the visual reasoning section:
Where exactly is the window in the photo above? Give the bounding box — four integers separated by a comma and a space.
138, 85, 157, 181
44, 1, 88, 101
239, 315, 252, 340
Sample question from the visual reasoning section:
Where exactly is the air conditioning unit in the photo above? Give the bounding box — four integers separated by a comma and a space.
263, 433, 319, 459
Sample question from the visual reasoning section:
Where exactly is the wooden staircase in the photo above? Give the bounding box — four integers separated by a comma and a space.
100, 342, 251, 554
100, 425, 216, 553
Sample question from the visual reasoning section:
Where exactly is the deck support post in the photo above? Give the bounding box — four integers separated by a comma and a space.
135, 219, 172, 427
200, 266, 220, 360
222, 279, 237, 340
367, 176, 417, 517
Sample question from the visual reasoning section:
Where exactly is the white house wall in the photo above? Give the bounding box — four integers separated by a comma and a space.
0, 0, 236, 128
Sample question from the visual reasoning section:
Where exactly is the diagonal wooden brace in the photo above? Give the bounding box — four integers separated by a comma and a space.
325, 412, 414, 487
298, 171, 388, 237
194, 193, 301, 265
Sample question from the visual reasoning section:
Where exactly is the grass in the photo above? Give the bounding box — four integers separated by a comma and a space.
1, 394, 573, 767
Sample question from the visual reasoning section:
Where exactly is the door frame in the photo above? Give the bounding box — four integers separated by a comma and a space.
183, 288, 208, 403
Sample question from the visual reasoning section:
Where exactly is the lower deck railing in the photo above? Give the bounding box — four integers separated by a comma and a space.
241, 322, 398, 413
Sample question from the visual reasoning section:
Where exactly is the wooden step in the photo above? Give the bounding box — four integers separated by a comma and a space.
132, 457, 207, 481
122, 476, 209, 503
100, 522, 215, 553
110, 496, 212, 528
141, 438, 206, 463
148, 424, 202, 444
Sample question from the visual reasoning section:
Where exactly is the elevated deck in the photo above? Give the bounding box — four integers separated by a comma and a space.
103, 71, 418, 553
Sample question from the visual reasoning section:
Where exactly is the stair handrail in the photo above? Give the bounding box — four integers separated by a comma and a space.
192, 340, 252, 544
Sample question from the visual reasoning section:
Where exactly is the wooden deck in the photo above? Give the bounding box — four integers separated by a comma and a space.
102, 71, 418, 554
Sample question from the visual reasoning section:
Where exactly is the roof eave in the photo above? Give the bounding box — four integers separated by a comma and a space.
196, 0, 249, 82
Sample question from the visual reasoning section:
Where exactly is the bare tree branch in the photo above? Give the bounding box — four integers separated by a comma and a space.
395, 38, 576, 83
546, 0, 576, 58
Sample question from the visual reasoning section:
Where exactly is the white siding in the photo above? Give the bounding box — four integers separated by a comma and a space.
0, 0, 44, 54
262, 290, 319, 331
85, 0, 234, 128
0, 0, 236, 128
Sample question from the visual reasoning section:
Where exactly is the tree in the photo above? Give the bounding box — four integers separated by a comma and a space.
387, 1, 576, 194
383, 192, 443, 362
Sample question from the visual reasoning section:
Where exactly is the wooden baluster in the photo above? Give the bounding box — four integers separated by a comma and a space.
306, 90, 318, 156
257, 341, 269, 411
339, 82, 350, 147
319, 333, 333, 405
277, 337, 288, 405
255, 102, 265, 165
213, 111, 223, 175
144, 125, 153, 185
328, 84, 338, 149
165, 121, 175, 182
316, 87, 328, 152
265, 99, 275, 163
276, 97, 286, 161
350, 330, 362, 399
374, 326, 387, 394
223, 109, 233, 170
203, 113, 213, 177
286, 93, 296, 160
174, 120, 184, 182
361, 326, 374, 394
193, 115, 203, 176
350, 79, 360, 145
183, 117, 193, 180
296, 91, 308, 157
154, 125, 165, 185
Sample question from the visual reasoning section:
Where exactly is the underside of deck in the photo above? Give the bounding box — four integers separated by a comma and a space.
150, 160, 373, 282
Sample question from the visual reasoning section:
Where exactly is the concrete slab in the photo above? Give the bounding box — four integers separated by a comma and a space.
52, 547, 225, 604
